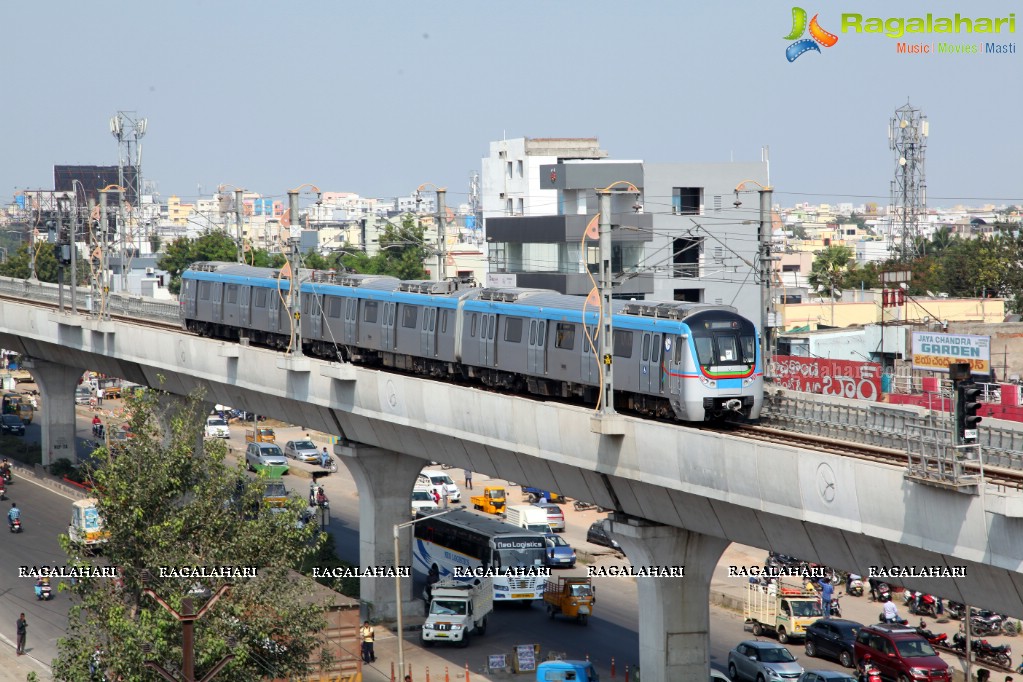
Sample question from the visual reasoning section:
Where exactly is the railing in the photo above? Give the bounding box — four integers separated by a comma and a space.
0, 276, 180, 324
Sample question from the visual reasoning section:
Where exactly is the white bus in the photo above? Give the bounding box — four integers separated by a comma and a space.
412, 510, 548, 603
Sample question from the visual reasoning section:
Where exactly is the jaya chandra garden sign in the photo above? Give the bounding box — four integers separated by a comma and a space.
911, 332, 991, 374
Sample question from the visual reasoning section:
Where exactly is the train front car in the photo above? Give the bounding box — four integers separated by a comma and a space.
677, 309, 763, 422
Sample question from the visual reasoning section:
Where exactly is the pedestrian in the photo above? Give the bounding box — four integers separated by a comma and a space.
882, 596, 900, 623
820, 577, 834, 619
463, 469, 473, 490
89, 644, 103, 678
359, 620, 376, 663
16, 612, 26, 655
96, 388, 104, 406
868, 577, 880, 601
432, 489, 441, 505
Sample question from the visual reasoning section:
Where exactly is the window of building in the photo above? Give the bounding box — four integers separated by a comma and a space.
226, 285, 238, 304
507, 161, 513, 178
504, 317, 523, 343
781, 264, 800, 273
516, 198, 524, 215
506, 199, 513, 215
364, 300, 379, 324
516, 160, 523, 177
672, 237, 701, 278
554, 323, 575, 350
672, 187, 702, 215
613, 330, 633, 358
673, 289, 702, 303
253, 287, 268, 308
402, 305, 418, 329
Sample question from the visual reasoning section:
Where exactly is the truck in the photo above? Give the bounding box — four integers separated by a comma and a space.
504, 504, 552, 533
521, 486, 565, 504
743, 581, 822, 643
471, 486, 506, 515
68, 498, 110, 550
543, 577, 594, 625
535, 660, 599, 682
421, 578, 493, 647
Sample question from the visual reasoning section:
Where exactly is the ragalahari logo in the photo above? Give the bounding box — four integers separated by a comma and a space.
784, 7, 839, 61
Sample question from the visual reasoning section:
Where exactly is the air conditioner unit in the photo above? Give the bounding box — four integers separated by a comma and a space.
146, 267, 155, 275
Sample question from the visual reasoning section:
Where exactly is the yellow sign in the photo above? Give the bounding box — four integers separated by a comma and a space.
603, 354, 612, 366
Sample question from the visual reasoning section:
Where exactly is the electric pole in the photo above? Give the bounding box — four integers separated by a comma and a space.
235, 189, 244, 263
759, 186, 774, 371
142, 586, 234, 682
597, 189, 616, 416
287, 190, 302, 356
437, 188, 447, 281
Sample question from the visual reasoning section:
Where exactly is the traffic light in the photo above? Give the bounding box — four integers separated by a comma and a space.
956, 382, 983, 444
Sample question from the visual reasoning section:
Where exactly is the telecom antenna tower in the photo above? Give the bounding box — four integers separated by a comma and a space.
888, 101, 928, 261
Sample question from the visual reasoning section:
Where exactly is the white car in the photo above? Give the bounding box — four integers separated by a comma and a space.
411, 489, 439, 517
420, 469, 461, 503
205, 416, 230, 439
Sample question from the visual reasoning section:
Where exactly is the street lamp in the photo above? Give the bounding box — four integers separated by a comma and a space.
393, 505, 464, 678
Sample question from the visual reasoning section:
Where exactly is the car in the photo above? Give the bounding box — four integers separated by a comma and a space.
283, 439, 320, 463
411, 489, 439, 517
533, 502, 566, 532
75, 387, 92, 405
204, 416, 230, 439
420, 469, 461, 503
543, 533, 576, 568
711, 669, 731, 682
0, 414, 26, 436
727, 640, 804, 682
245, 442, 289, 473
586, 521, 621, 551
804, 618, 862, 668
796, 671, 856, 682
853, 623, 950, 682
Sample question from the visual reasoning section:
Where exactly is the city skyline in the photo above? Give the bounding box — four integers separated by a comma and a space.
2, 0, 1020, 210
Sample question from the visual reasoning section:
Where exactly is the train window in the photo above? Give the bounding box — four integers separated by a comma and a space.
253, 288, 268, 308
470, 313, 477, 338
613, 330, 633, 358
199, 281, 211, 301
694, 337, 714, 365
429, 308, 436, 332
529, 321, 537, 346
652, 334, 661, 363
422, 307, 430, 330
538, 321, 546, 346
742, 335, 756, 363
328, 297, 343, 319
364, 300, 379, 324
226, 285, 238, 304
302, 295, 311, 315
642, 334, 651, 362
402, 305, 418, 329
504, 317, 523, 343
388, 304, 395, 326
555, 323, 575, 350
441, 310, 448, 334
717, 335, 739, 363
674, 339, 684, 364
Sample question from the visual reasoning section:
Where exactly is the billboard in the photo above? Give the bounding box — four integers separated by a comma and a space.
771, 355, 882, 402
911, 333, 990, 374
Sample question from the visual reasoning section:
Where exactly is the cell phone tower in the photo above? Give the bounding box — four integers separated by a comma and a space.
888, 101, 928, 261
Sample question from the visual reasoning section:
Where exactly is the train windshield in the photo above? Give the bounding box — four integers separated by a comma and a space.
689, 315, 757, 368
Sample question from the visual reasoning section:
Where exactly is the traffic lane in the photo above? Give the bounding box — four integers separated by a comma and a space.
0, 468, 77, 665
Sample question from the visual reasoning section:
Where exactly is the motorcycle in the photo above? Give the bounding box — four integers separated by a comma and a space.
92, 423, 105, 439
574, 500, 597, 512
875, 582, 891, 602
830, 594, 843, 619
916, 622, 948, 647
0, 483, 5, 501
320, 458, 338, 473
974, 639, 1012, 668
947, 601, 967, 620
858, 664, 882, 682
847, 574, 864, 597
908, 593, 941, 618
9, 517, 22, 533
1, 469, 12, 485
972, 610, 1005, 637
34, 582, 52, 601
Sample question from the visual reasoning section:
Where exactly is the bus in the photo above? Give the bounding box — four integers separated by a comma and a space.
412, 509, 548, 603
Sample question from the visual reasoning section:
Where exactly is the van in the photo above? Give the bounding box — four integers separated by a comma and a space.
420, 469, 461, 503
504, 504, 552, 533
68, 498, 110, 549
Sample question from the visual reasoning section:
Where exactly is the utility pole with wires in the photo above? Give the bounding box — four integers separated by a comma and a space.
734, 180, 774, 373
235, 189, 245, 263
141, 580, 234, 682
287, 190, 303, 356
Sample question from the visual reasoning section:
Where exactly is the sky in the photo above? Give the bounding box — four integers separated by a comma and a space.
2, 0, 1021, 211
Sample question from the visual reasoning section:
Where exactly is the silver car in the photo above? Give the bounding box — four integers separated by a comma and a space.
283, 439, 320, 463
245, 443, 288, 472
728, 640, 803, 682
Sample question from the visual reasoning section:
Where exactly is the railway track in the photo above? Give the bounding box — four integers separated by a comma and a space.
5, 288, 1023, 490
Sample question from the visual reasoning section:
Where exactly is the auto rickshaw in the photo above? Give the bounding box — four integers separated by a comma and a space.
543, 577, 594, 625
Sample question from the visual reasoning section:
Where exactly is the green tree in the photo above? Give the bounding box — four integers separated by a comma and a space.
340, 214, 430, 280
0, 242, 88, 284
54, 388, 331, 682
158, 231, 243, 294
807, 245, 854, 298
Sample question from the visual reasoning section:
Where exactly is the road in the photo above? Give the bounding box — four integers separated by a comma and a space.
1, 392, 993, 678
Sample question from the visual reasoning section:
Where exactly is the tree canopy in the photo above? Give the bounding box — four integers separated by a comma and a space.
338, 214, 430, 280
54, 388, 332, 681
0, 241, 88, 284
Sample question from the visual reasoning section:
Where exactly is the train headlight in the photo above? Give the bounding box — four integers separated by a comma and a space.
699, 375, 716, 388
743, 376, 755, 387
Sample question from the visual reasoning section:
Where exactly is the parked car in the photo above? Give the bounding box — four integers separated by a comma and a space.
796, 671, 856, 682
853, 623, 950, 682
534, 502, 566, 532
727, 640, 803, 682
204, 416, 230, 439
75, 387, 93, 405
245, 442, 289, 473
283, 439, 320, 463
804, 618, 862, 668
1, 414, 26, 436
543, 533, 576, 568
411, 489, 439, 517
586, 521, 621, 551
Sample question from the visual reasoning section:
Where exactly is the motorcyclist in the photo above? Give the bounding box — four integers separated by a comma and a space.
8, 501, 21, 529
320, 448, 331, 469
1, 458, 10, 479
316, 486, 327, 507
859, 655, 879, 682
882, 595, 902, 623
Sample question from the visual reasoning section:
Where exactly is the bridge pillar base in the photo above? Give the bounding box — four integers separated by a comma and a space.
28, 358, 85, 467
607, 515, 729, 682
336, 443, 428, 622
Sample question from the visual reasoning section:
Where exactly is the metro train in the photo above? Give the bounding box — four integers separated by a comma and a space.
179, 262, 763, 422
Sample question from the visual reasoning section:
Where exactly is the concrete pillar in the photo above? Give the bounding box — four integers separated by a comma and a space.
336, 442, 427, 622
154, 392, 212, 452
607, 514, 729, 682
27, 358, 85, 467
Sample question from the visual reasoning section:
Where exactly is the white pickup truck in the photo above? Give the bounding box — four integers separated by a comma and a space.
421, 578, 492, 647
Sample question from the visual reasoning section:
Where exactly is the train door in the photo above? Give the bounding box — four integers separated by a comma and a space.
211, 283, 223, 324
309, 294, 323, 339
420, 307, 437, 357
527, 319, 547, 375
181, 280, 197, 319
381, 302, 396, 351
668, 335, 685, 397
639, 332, 653, 393
580, 323, 597, 383
650, 333, 664, 394
478, 313, 496, 366
268, 288, 280, 333
344, 297, 357, 344
240, 286, 251, 327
